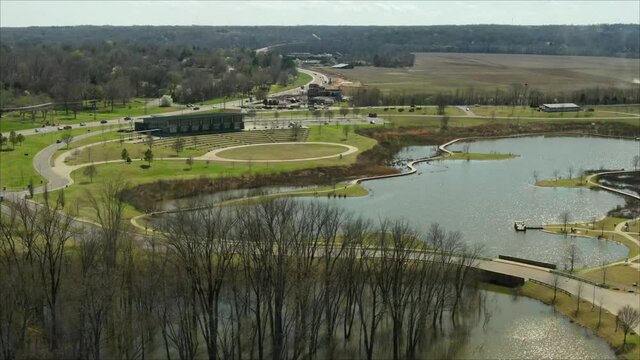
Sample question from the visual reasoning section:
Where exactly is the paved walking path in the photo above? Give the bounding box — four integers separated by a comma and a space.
199, 142, 358, 163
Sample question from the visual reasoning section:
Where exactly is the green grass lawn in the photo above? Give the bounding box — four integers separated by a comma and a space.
0, 99, 179, 132
0, 127, 101, 190
536, 177, 591, 188
65, 140, 203, 165
471, 106, 637, 119
580, 264, 639, 288
215, 143, 347, 160
594, 105, 640, 115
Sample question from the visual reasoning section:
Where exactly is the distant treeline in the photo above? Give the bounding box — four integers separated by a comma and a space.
2, 25, 638, 58
350, 86, 640, 107
1, 25, 639, 107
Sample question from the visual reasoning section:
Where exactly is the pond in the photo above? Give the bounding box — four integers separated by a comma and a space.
454, 290, 614, 359
300, 136, 636, 267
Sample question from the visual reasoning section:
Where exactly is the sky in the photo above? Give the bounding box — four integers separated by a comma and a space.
1, 1, 639, 27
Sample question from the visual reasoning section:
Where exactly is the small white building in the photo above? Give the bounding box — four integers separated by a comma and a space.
539, 103, 581, 112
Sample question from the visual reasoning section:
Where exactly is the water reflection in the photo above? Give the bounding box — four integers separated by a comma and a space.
300, 136, 635, 266
455, 291, 614, 359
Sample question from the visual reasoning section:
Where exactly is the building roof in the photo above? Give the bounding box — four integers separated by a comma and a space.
541, 103, 580, 108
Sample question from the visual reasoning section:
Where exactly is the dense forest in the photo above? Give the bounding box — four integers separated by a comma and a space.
1, 24, 638, 108
0, 42, 297, 108
0, 188, 483, 360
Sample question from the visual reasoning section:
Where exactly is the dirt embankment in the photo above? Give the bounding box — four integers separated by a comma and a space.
122, 121, 639, 212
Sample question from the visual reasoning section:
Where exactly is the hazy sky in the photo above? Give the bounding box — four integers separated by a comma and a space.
1, 1, 639, 27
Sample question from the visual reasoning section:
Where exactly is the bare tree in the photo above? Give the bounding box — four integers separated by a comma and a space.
61, 132, 74, 149
83, 164, 97, 183
342, 124, 351, 140
617, 305, 640, 348
551, 272, 561, 304
565, 241, 580, 272
559, 211, 571, 234
339, 107, 349, 119
574, 281, 584, 315
161, 203, 237, 360
173, 137, 186, 155
145, 134, 154, 149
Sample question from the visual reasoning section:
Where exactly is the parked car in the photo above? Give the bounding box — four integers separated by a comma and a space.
56, 139, 61, 143
63, 125, 72, 130
100, 120, 108, 124
34, 128, 40, 133
124, 116, 131, 121
79, 122, 86, 126
57, 126, 64, 131
193, 107, 200, 110
369, 120, 377, 124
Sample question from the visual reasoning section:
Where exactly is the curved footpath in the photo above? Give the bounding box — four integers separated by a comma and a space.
201, 142, 358, 163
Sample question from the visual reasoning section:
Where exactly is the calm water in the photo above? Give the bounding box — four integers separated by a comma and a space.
159, 136, 633, 358
455, 291, 614, 359
300, 136, 637, 267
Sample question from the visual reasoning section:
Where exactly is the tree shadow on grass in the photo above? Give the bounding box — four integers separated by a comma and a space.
140, 164, 151, 169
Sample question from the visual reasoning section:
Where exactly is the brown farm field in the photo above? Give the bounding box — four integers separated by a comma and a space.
320, 53, 640, 94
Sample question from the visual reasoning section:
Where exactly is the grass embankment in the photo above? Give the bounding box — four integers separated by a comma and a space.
536, 177, 591, 188
0, 98, 179, 132
472, 105, 636, 119
268, 72, 313, 93
544, 217, 640, 259
215, 143, 347, 161
519, 281, 639, 360
0, 127, 108, 190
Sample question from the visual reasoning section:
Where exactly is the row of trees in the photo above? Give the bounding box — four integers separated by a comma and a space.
350, 86, 640, 107
1, 186, 485, 359
0, 131, 25, 150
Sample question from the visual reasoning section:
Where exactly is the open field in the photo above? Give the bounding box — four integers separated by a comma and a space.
216, 143, 347, 160
320, 52, 640, 94
0, 127, 101, 190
